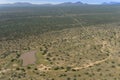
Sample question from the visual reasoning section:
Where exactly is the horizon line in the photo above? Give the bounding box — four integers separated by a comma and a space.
0, 1, 120, 5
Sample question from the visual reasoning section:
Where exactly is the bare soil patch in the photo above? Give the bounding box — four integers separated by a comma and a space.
20, 51, 36, 66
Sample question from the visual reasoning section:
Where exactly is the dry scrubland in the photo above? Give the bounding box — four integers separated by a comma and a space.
0, 4, 120, 80
0, 23, 120, 80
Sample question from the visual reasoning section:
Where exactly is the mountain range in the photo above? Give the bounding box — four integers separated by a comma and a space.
0, 1, 120, 7
102, 2, 120, 5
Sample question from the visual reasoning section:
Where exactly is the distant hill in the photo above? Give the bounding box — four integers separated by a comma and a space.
0, 2, 33, 7
13, 2, 32, 6
2, 1, 120, 7
0, 2, 54, 7
0, 1, 87, 7
59, 1, 85, 6
102, 2, 120, 5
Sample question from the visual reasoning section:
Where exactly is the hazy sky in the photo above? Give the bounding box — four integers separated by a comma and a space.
0, 0, 120, 4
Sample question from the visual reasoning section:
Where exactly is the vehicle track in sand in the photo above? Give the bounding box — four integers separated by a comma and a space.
72, 54, 112, 70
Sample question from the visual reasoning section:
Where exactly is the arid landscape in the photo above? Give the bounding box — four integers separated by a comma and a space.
0, 2, 120, 80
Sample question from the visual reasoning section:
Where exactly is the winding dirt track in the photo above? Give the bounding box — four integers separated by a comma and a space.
72, 54, 112, 70
0, 53, 112, 74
